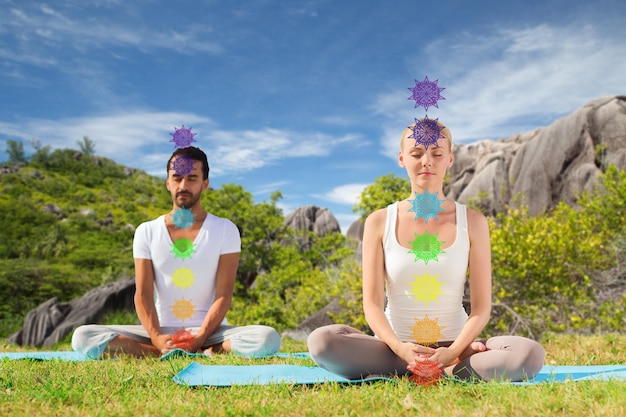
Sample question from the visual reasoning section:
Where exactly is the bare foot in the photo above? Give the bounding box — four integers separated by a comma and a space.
202, 347, 215, 358
458, 341, 488, 361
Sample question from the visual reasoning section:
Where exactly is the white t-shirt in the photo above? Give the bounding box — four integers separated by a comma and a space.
133, 213, 241, 327
383, 202, 470, 344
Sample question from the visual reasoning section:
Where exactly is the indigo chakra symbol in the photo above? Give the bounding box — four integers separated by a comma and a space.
172, 156, 195, 176
407, 76, 445, 112
407, 189, 445, 223
170, 125, 197, 148
408, 116, 446, 150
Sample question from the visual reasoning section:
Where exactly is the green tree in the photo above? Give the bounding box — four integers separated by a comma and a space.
77, 136, 96, 155
353, 173, 410, 220
4, 139, 27, 163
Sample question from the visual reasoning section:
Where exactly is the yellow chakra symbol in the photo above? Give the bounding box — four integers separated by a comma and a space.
170, 298, 196, 321
172, 267, 196, 289
407, 271, 444, 306
409, 315, 445, 346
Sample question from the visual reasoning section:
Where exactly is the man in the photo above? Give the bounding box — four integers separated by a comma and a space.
72, 146, 281, 358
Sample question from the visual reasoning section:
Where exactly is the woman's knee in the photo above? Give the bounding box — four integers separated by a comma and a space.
307, 325, 338, 355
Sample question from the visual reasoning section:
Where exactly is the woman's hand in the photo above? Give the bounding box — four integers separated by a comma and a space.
423, 346, 458, 367
396, 342, 436, 365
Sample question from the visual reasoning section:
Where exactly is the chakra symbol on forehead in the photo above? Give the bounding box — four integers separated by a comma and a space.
170, 125, 197, 148
408, 75, 445, 112
408, 116, 446, 150
171, 156, 195, 176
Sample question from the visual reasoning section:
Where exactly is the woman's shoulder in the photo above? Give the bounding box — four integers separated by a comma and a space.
463, 205, 490, 238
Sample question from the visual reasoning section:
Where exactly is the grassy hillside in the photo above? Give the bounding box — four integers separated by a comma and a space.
0, 149, 172, 335
0, 147, 354, 339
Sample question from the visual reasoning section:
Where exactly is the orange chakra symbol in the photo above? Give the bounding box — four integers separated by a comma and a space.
409, 315, 445, 346
171, 298, 196, 321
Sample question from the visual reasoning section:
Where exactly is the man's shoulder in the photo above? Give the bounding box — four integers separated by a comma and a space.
137, 215, 164, 228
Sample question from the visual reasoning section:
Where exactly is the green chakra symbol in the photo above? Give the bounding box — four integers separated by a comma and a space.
407, 230, 445, 265
170, 237, 196, 260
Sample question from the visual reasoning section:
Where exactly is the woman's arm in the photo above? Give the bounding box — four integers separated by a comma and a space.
362, 209, 434, 364
429, 208, 492, 366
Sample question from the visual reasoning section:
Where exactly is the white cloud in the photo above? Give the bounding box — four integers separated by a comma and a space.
315, 183, 367, 206
0, 111, 358, 178
1, 3, 223, 66
374, 23, 626, 159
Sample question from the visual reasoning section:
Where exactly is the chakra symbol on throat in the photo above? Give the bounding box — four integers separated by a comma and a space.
171, 206, 196, 230
408, 189, 445, 223
170, 238, 196, 260
409, 315, 445, 346
408, 230, 445, 265
408, 115, 447, 150
407, 271, 445, 306
407, 76, 445, 112
169, 125, 197, 148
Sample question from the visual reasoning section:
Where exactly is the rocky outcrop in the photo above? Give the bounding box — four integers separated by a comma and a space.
446, 95, 626, 216
8, 277, 135, 347
284, 205, 341, 236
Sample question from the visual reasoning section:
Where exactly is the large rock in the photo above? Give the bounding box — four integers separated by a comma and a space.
446, 95, 626, 216
8, 277, 135, 347
284, 205, 341, 236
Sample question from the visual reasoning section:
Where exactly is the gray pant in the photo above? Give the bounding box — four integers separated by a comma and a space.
72, 324, 281, 359
307, 324, 545, 382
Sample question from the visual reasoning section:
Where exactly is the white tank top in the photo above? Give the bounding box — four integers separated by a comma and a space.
383, 201, 470, 344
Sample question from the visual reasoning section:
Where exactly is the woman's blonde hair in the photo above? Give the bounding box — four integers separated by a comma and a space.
400, 119, 452, 152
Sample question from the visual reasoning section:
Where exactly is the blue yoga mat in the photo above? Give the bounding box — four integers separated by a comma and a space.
514, 365, 626, 384
0, 349, 311, 362
173, 363, 626, 387
159, 348, 311, 361
173, 362, 393, 386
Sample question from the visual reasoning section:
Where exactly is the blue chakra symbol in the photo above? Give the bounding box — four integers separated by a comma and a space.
408, 116, 446, 150
407, 76, 445, 112
171, 206, 196, 230
172, 156, 195, 176
169, 125, 197, 148
407, 189, 445, 223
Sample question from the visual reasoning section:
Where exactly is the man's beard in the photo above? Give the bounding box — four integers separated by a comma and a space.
175, 191, 200, 209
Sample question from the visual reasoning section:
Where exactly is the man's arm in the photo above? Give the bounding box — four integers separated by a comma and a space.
134, 258, 171, 352
194, 252, 239, 347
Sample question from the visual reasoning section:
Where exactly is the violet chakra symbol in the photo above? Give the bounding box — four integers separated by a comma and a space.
407, 76, 445, 112
408, 116, 446, 150
169, 125, 197, 148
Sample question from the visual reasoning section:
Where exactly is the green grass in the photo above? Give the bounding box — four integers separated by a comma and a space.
1, 334, 625, 416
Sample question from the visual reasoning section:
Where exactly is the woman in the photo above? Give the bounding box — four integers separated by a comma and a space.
307, 120, 545, 382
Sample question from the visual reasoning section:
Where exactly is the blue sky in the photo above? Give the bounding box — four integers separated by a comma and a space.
1, 0, 625, 233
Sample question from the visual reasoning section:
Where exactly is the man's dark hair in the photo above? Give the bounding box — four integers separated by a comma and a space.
166, 146, 210, 180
